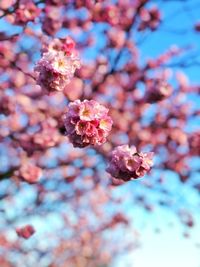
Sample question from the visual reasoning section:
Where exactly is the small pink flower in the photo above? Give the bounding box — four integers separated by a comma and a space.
62, 36, 76, 56
99, 117, 113, 132
79, 100, 96, 121
85, 121, 98, 137
16, 225, 35, 239
63, 100, 113, 147
107, 145, 154, 181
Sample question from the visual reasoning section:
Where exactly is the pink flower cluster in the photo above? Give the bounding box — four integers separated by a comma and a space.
63, 100, 113, 148
35, 37, 81, 92
106, 145, 154, 181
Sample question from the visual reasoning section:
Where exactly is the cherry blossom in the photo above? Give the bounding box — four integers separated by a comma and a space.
63, 100, 113, 147
107, 145, 154, 181
35, 37, 81, 92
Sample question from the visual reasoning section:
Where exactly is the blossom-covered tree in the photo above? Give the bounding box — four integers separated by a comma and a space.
0, 0, 199, 266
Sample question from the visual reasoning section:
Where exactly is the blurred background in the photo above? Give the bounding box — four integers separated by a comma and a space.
0, 0, 200, 266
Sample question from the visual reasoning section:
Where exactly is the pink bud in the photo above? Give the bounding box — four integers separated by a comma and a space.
16, 225, 35, 239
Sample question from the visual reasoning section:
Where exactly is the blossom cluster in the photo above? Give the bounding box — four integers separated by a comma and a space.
106, 145, 154, 181
63, 100, 113, 148
35, 37, 81, 92
33, 37, 154, 184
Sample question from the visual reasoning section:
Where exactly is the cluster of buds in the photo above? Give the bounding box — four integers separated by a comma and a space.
189, 132, 200, 156
92, 3, 134, 29
42, 6, 62, 35
103, 5, 120, 26
145, 80, 172, 103
106, 145, 154, 181
107, 28, 126, 49
92, 4, 120, 26
63, 100, 113, 148
14, 1, 41, 25
0, 93, 15, 115
146, 47, 183, 69
16, 225, 35, 239
194, 22, 200, 32
33, 120, 60, 149
138, 6, 161, 31
14, 163, 42, 184
34, 37, 81, 92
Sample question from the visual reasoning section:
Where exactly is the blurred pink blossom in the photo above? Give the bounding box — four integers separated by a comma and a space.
14, 163, 42, 184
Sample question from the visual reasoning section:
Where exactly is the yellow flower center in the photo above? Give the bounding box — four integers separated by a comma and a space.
82, 109, 90, 117
58, 59, 65, 68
